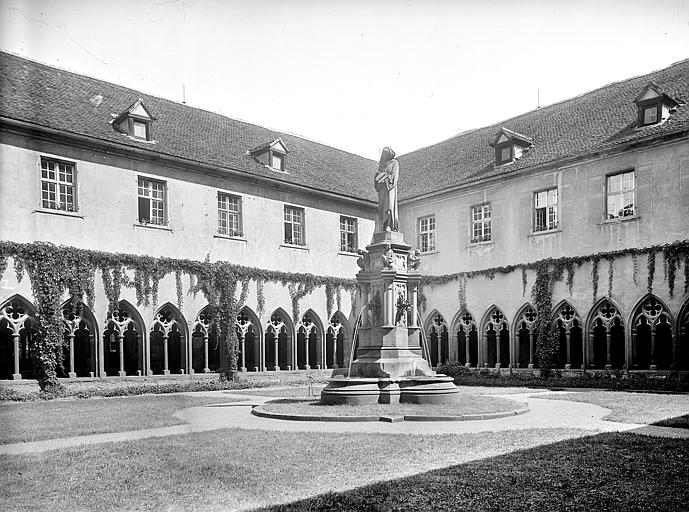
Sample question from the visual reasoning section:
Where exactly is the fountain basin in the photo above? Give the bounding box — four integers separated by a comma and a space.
321, 375, 460, 405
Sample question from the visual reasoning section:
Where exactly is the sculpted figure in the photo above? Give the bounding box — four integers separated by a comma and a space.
374, 147, 399, 232
382, 244, 395, 269
408, 249, 421, 270
356, 249, 370, 271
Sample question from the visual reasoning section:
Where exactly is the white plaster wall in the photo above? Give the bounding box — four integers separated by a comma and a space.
0, 134, 376, 278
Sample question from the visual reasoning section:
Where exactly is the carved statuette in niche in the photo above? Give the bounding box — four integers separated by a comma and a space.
382, 244, 395, 270
408, 249, 421, 270
356, 249, 370, 271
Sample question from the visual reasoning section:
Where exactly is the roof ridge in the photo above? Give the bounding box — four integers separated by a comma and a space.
0, 50, 376, 162
400, 57, 689, 158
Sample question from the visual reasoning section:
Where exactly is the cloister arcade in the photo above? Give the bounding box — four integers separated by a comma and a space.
423, 294, 689, 372
1, 292, 688, 380
0, 294, 352, 380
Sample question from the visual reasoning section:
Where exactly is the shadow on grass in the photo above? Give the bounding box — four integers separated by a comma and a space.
255, 432, 689, 512
652, 414, 689, 430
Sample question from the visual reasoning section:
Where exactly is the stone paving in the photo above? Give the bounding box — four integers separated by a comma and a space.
1, 390, 687, 455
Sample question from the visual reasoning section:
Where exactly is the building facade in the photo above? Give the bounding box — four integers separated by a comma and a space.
1, 51, 688, 381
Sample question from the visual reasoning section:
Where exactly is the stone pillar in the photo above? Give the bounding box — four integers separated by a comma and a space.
118, 335, 126, 376
586, 331, 595, 370
203, 335, 210, 372
480, 331, 486, 368
495, 334, 501, 369
465, 332, 471, 367
240, 337, 247, 372
605, 331, 612, 370
12, 333, 21, 380
98, 335, 105, 377
384, 279, 395, 327
274, 334, 279, 371
68, 334, 76, 379
650, 329, 656, 370
528, 331, 534, 369
564, 330, 571, 370
410, 283, 419, 328
363, 285, 371, 328
163, 335, 170, 375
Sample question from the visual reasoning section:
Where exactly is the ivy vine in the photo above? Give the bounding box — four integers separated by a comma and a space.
0, 241, 355, 390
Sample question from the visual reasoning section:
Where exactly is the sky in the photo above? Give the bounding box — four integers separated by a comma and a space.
1, 0, 689, 160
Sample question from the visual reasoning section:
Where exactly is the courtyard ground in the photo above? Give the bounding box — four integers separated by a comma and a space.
0, 384, 687, 511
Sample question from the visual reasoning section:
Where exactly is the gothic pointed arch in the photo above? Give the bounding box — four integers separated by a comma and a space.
550, 300, 583, 369
296, 309, 324, 370
677, 298, 689, 370
587, 297, 625, 370
327, 311, 350, 369
424, 310, 449, 367
59, 299, 98, 378
451, 309, 478, 367
150, 302, 188, 375
0, 294, 38, 379
191, 305, 219, 373
236, 306, 261, 372
103, 300, 145, 377
482, 305, 510, 368
265, 308, 294, 371
630, 294, 674, 370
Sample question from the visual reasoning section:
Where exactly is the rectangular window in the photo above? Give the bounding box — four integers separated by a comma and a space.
418, 215, 436, 253
500, 146, 511, 163
643, 105, 658, 125
534, 188, 558, 232
41, 157, 77, 212
607, 171, 636, 219
138, 177, 166, 225
218, 193, 242, 236
271, 153, 284, 171
132, 120, 148, 139
339, 216, 357, 253
471, 203, 491, 243
284, 206, 305, 245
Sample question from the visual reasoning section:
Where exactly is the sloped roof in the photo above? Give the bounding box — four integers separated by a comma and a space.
398, 59, 689, 201
0, 51, 377, 203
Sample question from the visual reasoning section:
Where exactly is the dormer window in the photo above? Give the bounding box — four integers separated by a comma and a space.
490, 127, 533, 166
249, 138, 289, 172
113, 98, 155, 142
634, 82, 679, 127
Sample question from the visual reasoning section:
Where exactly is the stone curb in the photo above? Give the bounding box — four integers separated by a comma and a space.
250, 403, 530, 423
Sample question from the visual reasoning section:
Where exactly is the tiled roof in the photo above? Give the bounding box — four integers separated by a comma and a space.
398, 59, 689, 201
0, 52, 377, 203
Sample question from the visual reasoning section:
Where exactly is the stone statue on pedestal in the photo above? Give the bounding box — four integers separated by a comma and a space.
375, 147, 399, 232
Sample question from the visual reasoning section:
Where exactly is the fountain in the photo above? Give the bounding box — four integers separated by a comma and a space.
321, 148, 459, 405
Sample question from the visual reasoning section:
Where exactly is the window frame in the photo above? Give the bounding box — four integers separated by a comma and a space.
339, 216, 358, 253
495, 142, 513, 165
418, 214, 437, 253
40, 156, 78, 213
128, 117, 152, 141
470, 203, 492, 244
533, 187, 558, 233
284, 205, 305, 246
638, 100, 663, 127
137, 176, 167, 226
269, 150, 287, 172
605, 170, 636, 220
217, 192, 243, 237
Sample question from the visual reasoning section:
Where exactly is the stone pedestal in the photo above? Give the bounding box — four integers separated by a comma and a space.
321, 230, 459, 405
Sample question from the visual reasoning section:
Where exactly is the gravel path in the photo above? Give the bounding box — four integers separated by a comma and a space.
1, 390, 686, 455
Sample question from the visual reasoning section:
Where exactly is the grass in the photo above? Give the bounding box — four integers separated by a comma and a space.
260, 395, 524, 417
653, 414, 689, 429
259, 433, 689, 512
0, 427, 593, 512
0, 394, 244, 444
536, 390, 689, 424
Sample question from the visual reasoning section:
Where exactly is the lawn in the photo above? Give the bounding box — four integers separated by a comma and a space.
536, 390, 689, 424
0, 394, 244, 444
0, 427, 593, 512
259, 395, 524, 417
259, 433, 689, 512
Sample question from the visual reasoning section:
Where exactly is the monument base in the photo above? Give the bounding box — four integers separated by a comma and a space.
321, 375, 459, 405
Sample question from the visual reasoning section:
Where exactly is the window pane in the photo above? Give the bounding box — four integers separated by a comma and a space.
622, 172, 634, 191
643, 106, 658, 124
501, 146, 511, 162
133, 121, 147, 139
535, 191, 547, 208
607, 174, 621, 194
548, 188, 557, 205
138, 197, 151, 222
271, 154, 283, 170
